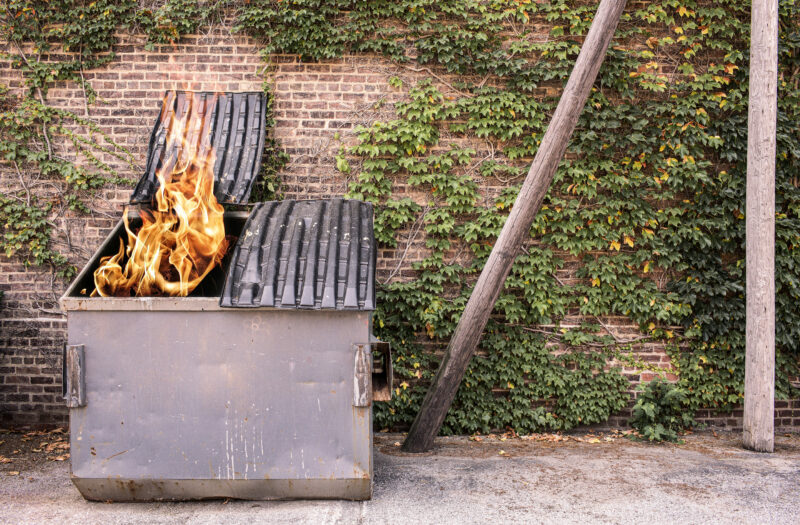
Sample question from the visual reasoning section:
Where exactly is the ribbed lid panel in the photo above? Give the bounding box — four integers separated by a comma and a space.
130, 91, 267, 205
221, 199, 376, 310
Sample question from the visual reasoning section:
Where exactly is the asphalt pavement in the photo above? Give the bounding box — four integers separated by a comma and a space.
2, 431, 798, 524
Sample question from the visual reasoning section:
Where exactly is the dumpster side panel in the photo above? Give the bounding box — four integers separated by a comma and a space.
67, 309, 372, 500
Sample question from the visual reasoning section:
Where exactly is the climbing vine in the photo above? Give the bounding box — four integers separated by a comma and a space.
0, 0, 280, 276
2, 0, 799, 434
0, 0, 139, 277
239, 0, 800, 433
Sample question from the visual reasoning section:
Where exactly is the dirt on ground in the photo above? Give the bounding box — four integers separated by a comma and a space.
4, 425, 799, 475
375, 427, 800, 458
0, 427, 70, 478
2, 428, 799, 524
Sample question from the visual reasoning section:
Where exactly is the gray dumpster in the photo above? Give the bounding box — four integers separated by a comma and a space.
59, 91, 390, 502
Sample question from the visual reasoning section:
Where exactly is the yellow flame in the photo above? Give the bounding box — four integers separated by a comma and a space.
93, 92, 228, 297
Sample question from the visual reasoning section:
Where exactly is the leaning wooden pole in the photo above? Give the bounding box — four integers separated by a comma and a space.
403, 0, 628, 453
743, 0, 778, 453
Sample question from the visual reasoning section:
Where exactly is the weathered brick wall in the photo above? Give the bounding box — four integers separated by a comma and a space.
1, 30, 268, 426
0, 28, 797, 431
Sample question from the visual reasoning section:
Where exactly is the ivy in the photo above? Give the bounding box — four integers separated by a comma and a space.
0, 0, 285, 278
0, 86, 134, 277
248, 82, 289, 202
629, 377, 694, 443
2, 0, 799, 435
1, 0, 136, 99
238, 0, 800, 433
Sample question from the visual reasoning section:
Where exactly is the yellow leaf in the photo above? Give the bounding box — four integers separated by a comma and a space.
674, 26, 684, 34
610, 241, 621, 251
648, 322, 656, 331
400, 382, 409, 390
591, 277, 601, 287
624, 235, 634, 248
509, 109, 516, 118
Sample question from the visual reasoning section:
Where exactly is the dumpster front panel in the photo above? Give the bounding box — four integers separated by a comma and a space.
67, 309, 373, 500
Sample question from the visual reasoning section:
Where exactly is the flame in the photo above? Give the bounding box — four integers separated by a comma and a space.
92, 92, 228, 297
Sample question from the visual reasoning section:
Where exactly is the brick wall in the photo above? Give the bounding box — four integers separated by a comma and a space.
0, 28, 796, 432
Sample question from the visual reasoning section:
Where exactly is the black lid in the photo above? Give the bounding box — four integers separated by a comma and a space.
130, 91, 267, 205
221, 199, 376, 310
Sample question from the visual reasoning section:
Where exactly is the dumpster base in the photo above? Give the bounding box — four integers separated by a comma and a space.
71, 477, 372, 501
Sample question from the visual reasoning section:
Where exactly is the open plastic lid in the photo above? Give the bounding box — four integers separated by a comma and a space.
130, 91, 268, 206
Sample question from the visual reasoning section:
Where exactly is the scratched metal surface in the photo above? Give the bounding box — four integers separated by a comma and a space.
67, 309, 373, 500
130, 91, 267, 205
220, 199, 376, 310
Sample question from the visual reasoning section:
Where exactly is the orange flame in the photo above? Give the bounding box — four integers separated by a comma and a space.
93, 93, 228, 297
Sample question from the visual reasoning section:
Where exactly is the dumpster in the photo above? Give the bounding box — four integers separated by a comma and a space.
59, 91, 391, 501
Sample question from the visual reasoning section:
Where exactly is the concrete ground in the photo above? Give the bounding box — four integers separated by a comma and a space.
1, 430, 798, 524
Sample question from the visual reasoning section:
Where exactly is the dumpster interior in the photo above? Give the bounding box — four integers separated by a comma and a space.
67, 211, 248, 298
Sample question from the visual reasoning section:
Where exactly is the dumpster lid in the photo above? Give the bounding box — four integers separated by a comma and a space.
130, 91, 267, 205
221, 199, 376, 310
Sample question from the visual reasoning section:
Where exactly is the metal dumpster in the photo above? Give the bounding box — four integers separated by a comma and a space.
59, 91, 390, 501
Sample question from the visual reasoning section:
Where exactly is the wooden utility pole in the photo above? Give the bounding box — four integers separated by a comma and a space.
743, 0, 778, 453
403, 0, 628, 453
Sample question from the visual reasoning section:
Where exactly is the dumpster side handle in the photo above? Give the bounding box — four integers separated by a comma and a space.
63, 344, 87, 408
370, 341, 392, 402
353, 344, 372, 407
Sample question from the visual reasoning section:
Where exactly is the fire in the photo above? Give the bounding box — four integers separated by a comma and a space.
93, 92, 228, 297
